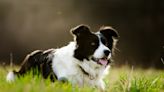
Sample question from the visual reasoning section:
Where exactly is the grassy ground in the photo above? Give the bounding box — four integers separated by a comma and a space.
0, 66, 164, 92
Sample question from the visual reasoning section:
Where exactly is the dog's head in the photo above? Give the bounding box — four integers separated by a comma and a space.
71, 24, 119, 66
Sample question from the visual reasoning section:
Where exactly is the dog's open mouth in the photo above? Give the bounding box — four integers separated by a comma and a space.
92, 57, 109, 66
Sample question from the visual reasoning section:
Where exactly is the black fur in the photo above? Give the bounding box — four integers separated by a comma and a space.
72, 25, 99, 61
99, 27, 119, 51
13, 49, 56, 82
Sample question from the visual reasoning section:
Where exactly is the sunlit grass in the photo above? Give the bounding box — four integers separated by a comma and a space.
0, 66, 164, 92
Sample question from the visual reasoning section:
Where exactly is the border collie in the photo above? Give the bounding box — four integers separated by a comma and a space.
6, 24, 119, 91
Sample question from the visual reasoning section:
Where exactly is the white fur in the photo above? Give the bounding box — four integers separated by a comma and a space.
93, 42, 110, 59
52, 42, 110, 90
6, 71, 15, 82
94, 33, 111, 59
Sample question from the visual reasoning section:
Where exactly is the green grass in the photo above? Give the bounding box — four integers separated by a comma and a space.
0, 66, 164, 92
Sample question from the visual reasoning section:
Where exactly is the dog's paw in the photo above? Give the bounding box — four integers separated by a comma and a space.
58, 77, 68, 83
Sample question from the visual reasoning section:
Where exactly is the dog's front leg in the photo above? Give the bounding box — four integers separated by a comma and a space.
58, 77, 68, 83
96, 79, 106, 92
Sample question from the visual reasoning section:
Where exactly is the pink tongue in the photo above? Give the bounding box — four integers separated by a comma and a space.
99, 59, 108, 66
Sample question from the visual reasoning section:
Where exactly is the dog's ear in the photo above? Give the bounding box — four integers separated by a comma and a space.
99, 26, 119, 50
71, 24, 91, 37
99, 26, 119, 39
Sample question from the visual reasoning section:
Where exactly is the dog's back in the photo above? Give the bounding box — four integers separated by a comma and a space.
6, 49, 56, 82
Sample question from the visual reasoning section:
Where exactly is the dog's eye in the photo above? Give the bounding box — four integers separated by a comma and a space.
91, 42, 96, 46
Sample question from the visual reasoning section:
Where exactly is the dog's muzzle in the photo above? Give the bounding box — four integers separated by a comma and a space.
91, 56, 110, 66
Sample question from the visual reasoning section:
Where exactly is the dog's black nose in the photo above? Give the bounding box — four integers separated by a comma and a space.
104, 50, 110, 56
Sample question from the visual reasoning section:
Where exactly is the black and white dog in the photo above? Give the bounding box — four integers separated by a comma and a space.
6, 24, 119, 90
